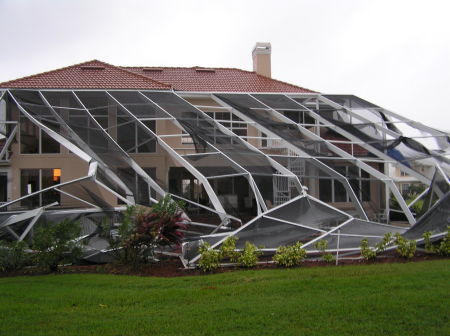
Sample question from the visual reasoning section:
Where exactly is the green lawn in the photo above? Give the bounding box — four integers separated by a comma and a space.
0, 260, 449, 336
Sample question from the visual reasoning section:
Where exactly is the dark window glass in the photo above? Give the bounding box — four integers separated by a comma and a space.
217, 178, 233, 194
284, 110, 300, 123
137, 120, 156, 153
261, 133, 268, 148
117, 119, 135, 152
20, 169, 39, 207
361, 170, 371, 202
20, 169, 61, 207
319, 179, 332, 202
41, 169, 61, 205
41, 129, 60, 153
20, 117, 39, 154
0, 173, 7, 203
334, 180, 347, 202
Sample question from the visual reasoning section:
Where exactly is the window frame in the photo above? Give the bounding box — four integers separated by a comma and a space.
19, 115, 60, 155
20, 168, 61, 207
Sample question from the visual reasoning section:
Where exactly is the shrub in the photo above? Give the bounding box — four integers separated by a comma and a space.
0, 240, 29, 272
360, 232, 394, 261
219, 236, 240, 262
102, 196, 188, 267
422, 231, 436, 253
437, 227, 450, 256
151, 194, 185, 218
33, 219, 83, 272
135, 206, 187, 248
360, 239, 377, 260
198, 242, 220, 272
238, 242, 262, 268
101, 205, 138, 265
314, 239, 334, 262
394, 233, 416, 259
273, 242, 306, 267
422, 227, 450, 256
376, 232, 393, 254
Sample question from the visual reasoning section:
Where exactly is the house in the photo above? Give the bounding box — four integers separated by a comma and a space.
0, 43, 448, 264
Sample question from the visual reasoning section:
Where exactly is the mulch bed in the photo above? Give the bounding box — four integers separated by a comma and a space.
1, 252, 447, 278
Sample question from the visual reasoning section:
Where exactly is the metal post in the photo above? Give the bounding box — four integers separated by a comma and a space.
336, 229, 340, 266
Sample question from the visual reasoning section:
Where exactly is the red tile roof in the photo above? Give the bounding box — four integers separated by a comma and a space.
0, 60, 171, 90
124, 66, 315, 93
0, 60, 315, 93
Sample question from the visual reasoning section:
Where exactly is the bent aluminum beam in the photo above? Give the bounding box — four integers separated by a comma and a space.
8, 90, 92, 163
38, 91, 135, 201
282, 95, 416, 224
72, 91, 165, 199
0, 123, 17, 160
315, 94, 431, 185
212, 94, 368, 220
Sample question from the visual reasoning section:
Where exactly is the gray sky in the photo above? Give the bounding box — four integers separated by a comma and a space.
0, 0, 449, 130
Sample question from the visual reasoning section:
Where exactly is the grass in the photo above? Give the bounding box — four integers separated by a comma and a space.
0, 260, 449, 336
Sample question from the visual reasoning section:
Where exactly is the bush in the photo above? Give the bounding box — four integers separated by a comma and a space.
0, 240, 29, 272
238, 242, 262, 268
437, 227, 450, 256
360, 239, 376, 260
423, 227, 450, 256
101, 205, 137, 265
219, 236, 240, 262
376, 232, 393, 254
151, 194, 186, 218
394, 233, 416, 259
314, 239, 334, 262
33, 219, 83, 272
198, 242, 220, 272
273, 242, 306, 267
102, 196, 187, 267
422, 231, 436, 253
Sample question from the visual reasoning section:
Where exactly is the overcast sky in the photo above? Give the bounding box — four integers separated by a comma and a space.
0, 0, 449, 130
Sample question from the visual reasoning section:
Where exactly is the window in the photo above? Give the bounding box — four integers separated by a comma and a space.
205, 111, 247, 138
20, 168, 61, 207
334, 167, 347, 202
283, 110, 315, 126
401, 183, 411, 195
319, 178, 332, 202
400, 171, 408, 177
117, 168, 156, 206
260, 133, 268, 148
117, 119, 156, 153
20, 116, 60, 154
0, 172, 7, 204
319, 166, 371, 203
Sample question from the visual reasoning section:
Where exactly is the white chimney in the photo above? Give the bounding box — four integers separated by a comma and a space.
252, 42, 271, 78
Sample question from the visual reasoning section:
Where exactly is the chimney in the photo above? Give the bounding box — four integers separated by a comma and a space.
252, 42, 271, 78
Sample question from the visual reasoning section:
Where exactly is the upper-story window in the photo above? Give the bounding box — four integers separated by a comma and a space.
117, 119, 156, 153
20, 115, 60, 154
283, 110, 316, 126
205, 111, 247, 137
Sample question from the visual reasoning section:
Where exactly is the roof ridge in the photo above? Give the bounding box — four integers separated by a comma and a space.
0, 59, 102, 87
122, 65, 248, 70
121, 65, 316, 92
110, 62, 171, 89
0, 59, 172, 89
